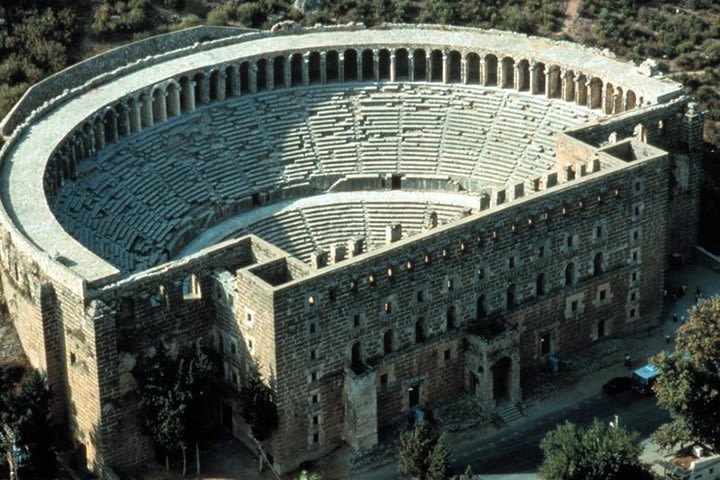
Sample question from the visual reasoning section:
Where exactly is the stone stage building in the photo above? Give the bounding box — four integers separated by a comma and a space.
0, 24, 704, 475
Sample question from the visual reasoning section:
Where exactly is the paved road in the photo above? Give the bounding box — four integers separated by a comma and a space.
455, 391, 670, 475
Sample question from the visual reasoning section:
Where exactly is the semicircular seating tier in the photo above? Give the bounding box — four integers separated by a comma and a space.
50, 83, 599, 273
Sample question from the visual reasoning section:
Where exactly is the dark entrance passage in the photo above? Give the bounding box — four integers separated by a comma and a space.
408, 384, 420, 408
492, 357, 512, 401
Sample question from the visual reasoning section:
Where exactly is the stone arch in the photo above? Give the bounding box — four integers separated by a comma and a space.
516, 59, 530, 91
378, 49, 391, 80
152, 87, 166, 123
326, 50, 339, 82
308, 51, 321, 84
506, 283, 517, 310
165, 81, 180, 117
256, 58, 268, 91
446, 305, 457, 330
193, 72, 207, 105
466, 52, 481, 85
225, 65, 237, 98
273, 56, 285, 88
547, 65, 562, 98
103, 107, 118, 143
625, 90, 637, 110
209, 69, 222, 101
614, 86, 623, 113
565, 262, 575, 286
500, 57, 514, 89
589, 77, 603, 109
383, 329, 394, 354
290, 53, 303, 86
604, 81, 614, 114
448, 50, 462, 83
239, 62, 251, 93
575, 74, 588, 106
361, 49, 375, 81
534, 62, 546, 95
413, 48, 427, 81
593, 252, 604, 276
178, 76, 192, 113
536, 272, 546, 296
476, 295, 486, 320
395, 48, 409, 80
430, 50, 443, 82
344, 49, 358, 81
485, 54, 498, 86
492, 356, 512, 401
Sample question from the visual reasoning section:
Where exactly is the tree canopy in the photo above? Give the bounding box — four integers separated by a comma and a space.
653, 296, 720, 452
398, 421, 450, 480
538, 419, 650, 480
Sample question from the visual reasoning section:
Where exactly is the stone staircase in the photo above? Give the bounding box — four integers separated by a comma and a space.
496, 401, 524, 425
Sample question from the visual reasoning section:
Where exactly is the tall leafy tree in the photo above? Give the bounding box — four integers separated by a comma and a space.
653, 296, 720, 451
538, 419, 649, 480
239, 360, 278, 442
398, 421, 449, 480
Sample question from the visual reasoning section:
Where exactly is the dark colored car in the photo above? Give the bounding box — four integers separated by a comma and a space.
602, 376, 632, 394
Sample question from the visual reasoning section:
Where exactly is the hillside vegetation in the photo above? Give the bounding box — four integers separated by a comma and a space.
0, 0, 719, 144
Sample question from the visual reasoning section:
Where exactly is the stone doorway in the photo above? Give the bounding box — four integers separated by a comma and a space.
492, 357, 512, 401
408, 384, 420, 408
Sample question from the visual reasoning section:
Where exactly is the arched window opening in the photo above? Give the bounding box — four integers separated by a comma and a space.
290, 53, 303, 87
273, 56, 285, 88
182, 274, 202, 300
413, 49, 427, 81
179, 77, 191, 113
239, 62, 250, 94
326, 50, 339, 82
501, 57, 514, 89
517, 59, 530, 91
565, 262, 575, 286
430, 50, 443, 82
626, 90, 637, 110
536, 62, 546, 94
593, 252, 604, 276
589, 78, 603, 110
378, 49, 391, 80
256, 59, 268, 92
466, 53, 481, 85
485, 54, 498, 86
362, 49, 375, 81
225, 66, 236, 98
344, 49, 358, 81
209, 70, 220, 101
547, 66, 562, 99
395, 48, 409, 80
448, 50, 462, 83
309, 51, 321, 84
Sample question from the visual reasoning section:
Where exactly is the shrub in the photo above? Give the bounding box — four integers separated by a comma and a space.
236, 2, 266, 28
206, 7, 229, 26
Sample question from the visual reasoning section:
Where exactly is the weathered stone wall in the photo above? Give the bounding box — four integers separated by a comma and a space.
251, 150, 671, 471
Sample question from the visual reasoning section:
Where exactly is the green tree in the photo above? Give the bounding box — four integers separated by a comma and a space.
538, 419, 648, 480
653, 296, 720, 452
426, 432, 450, 480
398, 421, 448, 480
239, 360, 278, 442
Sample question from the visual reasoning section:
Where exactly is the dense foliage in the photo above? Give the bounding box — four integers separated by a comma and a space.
0, 362, 54, 474
398, 421, 450, 480
538, 419, 650, 480
653, 296, 720, 452
239, 360, 278, 442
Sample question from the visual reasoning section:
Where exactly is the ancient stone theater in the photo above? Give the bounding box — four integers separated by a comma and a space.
0, 23, 704, 474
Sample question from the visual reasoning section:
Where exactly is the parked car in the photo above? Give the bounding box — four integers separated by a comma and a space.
602, 376, 632, 394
